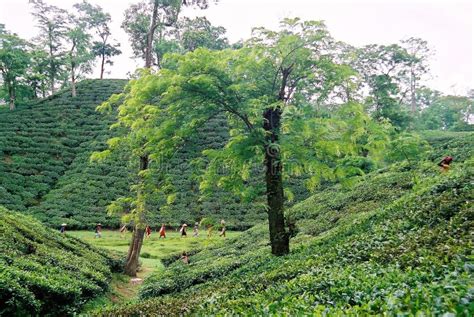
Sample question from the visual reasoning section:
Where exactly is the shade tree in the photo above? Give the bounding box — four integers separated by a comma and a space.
122, 0, 217, 68
25, 47, 50, 98
400, 37, 431, 114
30, 0, 69, 94
351, 44, 416, 129
74, 0, 122, 79
0, 25, 31, 110
64, 17, 93, 97
416, 95, 473, 131
97, 18, 390, 260
176, 16, 228, 51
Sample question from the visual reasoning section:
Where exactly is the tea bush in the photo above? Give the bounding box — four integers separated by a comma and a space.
0, 80, 132, 228
0, 206, 122, 316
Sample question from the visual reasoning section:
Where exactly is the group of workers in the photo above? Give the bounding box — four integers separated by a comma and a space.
60, 220, 227, 238
59, 156, 455, 236
60, 222, 102, 237
145, 219, 227, 239
115, 219, 227, 239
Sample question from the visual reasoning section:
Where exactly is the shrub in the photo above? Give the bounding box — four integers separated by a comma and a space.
0, 207, 121, 316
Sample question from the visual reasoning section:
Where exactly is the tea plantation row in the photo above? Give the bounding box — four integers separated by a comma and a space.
0, 206, 123, 316
0, 80, 133, 229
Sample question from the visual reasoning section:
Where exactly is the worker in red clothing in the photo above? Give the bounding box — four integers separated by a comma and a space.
145, 225, 152, 238
438, 156, 453, 172
159, 224, 166, 238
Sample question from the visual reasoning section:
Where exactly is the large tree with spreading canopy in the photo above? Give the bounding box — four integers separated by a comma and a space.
97, 19, 389, 263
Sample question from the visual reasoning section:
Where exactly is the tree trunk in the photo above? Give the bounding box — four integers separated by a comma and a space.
9, 97, 15, 111
124, 227, 145, 276
263, 107, 289, 256
48, 29, 55, 94
145, 0, 159, 68
70, 42, 77, 97
8, 83, 15, 111
50, 68, 55, 94
125, 0, 157, 272
410, 70, 416, 114
100, 53, 105, 79
71, 66, 76, 97
124, 154, 149, 276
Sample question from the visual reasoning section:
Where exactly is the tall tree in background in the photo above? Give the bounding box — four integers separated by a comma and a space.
121, 1, 150, 62
0, 25, 31, 110
26, 47, 49, 98
417, 95, 473, 131
75, 0, 121, 79
30, 0, 68, 94
354, 44, 413, 129
92, 42, 121, 80
122, 0, 214, 67
151, 16, 229, 66
65, 1, 114, 96
401, 37, 431, 115
115, 0, 216, 276
64, 15, 93, 97
177, 16, 228, 51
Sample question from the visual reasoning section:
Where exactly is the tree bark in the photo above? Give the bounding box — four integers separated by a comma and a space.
124, 227, 145, 276
145, 0, 159, 68
48, 27, 55, 94
263, 107, 289, 256
124, 154, 149, 276
8, 83, 15, 111
71, 64, 76, 97
410, 69, 416, 114
100, 53, 105, 79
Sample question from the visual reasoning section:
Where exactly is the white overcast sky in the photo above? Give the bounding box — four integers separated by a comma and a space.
0, 0, 472, 95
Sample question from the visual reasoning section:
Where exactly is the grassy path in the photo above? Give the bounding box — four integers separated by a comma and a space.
68, 229, 240, 311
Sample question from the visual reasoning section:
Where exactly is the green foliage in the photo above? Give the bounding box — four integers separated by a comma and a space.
30, 0, 70, 93
199, 216, 216, 228
0, 25, 32, 109
177, 16, 229, 52
97, 132, 473, 315
121, 0, 215, 64
385, 132, 431, 163
0, 79, 130, 228
0, 206, 121, 316
353, 43, 419, 129
416, 95, 473, 131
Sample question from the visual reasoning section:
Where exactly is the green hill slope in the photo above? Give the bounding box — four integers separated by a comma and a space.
0, 80, 130, 227
98, 132, 473, 316
29, 138, 134, 229
0, 206, 122, 316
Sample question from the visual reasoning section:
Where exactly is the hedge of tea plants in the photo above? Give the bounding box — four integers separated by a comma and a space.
0, 206, 123, 316
0, 80, 132, 229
